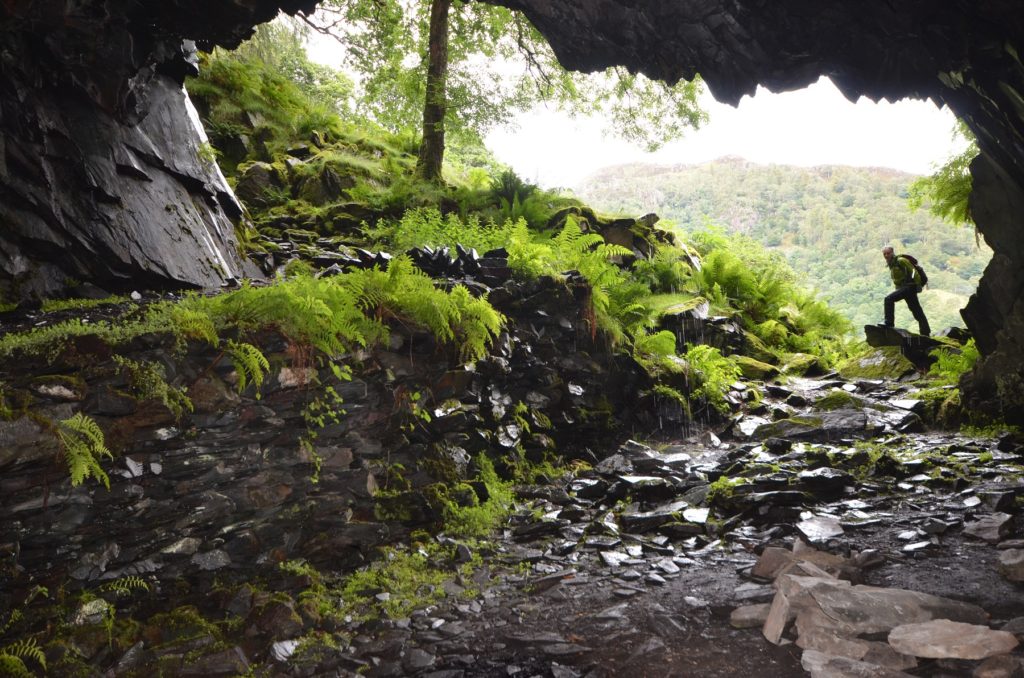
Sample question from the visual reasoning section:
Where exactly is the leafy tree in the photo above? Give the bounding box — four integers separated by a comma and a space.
304, 0, 707, 182
907, 121, 977, 227
231, 19, 356, 117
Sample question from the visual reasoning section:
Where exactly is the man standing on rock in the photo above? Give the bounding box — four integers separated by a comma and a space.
882, 246, 930, 336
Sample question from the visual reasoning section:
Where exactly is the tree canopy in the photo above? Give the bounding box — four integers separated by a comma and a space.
304, 0, 707, 180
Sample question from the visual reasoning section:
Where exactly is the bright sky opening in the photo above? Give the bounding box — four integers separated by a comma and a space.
485, 77, 967, 190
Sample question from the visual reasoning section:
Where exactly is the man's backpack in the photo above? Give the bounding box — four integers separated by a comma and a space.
898, 254, 928, 290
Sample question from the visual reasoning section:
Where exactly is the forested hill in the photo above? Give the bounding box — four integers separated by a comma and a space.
575, 157, 991, 332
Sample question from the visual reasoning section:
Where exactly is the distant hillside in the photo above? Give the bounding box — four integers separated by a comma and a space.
575, 157, 991, 333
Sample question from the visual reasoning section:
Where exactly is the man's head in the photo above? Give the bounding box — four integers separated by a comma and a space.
882, 246, 894, 264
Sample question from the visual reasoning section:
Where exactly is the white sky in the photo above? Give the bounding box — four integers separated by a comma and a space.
486, 77, 967, 190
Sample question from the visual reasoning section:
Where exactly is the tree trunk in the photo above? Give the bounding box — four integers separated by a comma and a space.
416, 0, 451, 183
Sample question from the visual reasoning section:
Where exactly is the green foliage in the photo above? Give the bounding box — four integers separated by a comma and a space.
0, 266, 505, 377
681, 227, 852, 359
57, 413, 113, 489
301, 363, 352, 482
340, 546, 450, 620
684, 344, 742, 414
98, 576, 150, 597
186, 19, 356, 172
344, 256, 505, 361
928, 339, 980, 385
312, 0, 705, 171
633, 330, 685, 376
0, 638, 45, 677
579, 158, 991, 333
442, 454, 514, 538
369, 207, 509, 253
113, 356, 193, 420
631, 245, 697, 294
544, 218, 639, 345
224, 341, 271, 394
490, 169, 537, 205
908, 121, 977, 227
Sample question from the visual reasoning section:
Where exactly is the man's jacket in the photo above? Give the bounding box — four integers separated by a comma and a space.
889, 256, 919, 289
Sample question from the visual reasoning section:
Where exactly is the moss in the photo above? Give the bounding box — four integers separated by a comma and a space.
146, 606, 223, 647
741, 330, 780, 365
732, 355, 780, 381
340, 546, 450, 620
372, 489, 419, 522
40, 296, 131, 313
781, 352, 826, 376
442, 455, 514, 538
836, 346, 916, 380
754, 415, 824, 439
813, 389, 867, 411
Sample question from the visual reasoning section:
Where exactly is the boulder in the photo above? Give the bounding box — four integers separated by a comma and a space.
733, 355, 780, 380
888, 620, 1019, 660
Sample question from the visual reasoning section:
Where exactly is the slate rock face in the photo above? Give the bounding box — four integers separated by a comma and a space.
0, 0, 316, 300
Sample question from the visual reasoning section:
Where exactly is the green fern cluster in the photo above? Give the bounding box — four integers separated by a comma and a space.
225, 341, 271, 393
685, 228, 851, 360
369, 207, 509, 253
929, 339, 979, 385
633, 330, 684, 376
684, 344, 742, 414
907, 121, 976, 227
57, 413, 113, 489
343, 256, 504, 362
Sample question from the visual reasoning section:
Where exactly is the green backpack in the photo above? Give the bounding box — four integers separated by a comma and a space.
898, 254, 928, 290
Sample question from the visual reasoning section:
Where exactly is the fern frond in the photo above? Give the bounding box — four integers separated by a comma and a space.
635, 330, 678, 358
169, 306, 218, 345
0, 638, 46, 674
225, 341, 270, 394
57, 413, 113, 489
99, 576, 150, 597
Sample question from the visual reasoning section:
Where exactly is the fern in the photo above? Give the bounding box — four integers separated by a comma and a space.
99, 576, 150, 597
57, 413, 113, 489
0, 639, 45, 677
167, 304, 219, 345
685, 344, 742, 414
635, 330, 678, 359
929, 339, 980, 385
447, 285, 505, 362
225, 341, 270, 394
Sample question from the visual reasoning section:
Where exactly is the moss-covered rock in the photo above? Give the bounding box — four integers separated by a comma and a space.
742, 330, 779, 365
781, 352, 827, 376
233, 161, 285, 207
733, 355, 780, 380
813, 389, 867, 411
296, 164, 354, 206
837, 346, 916, 380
